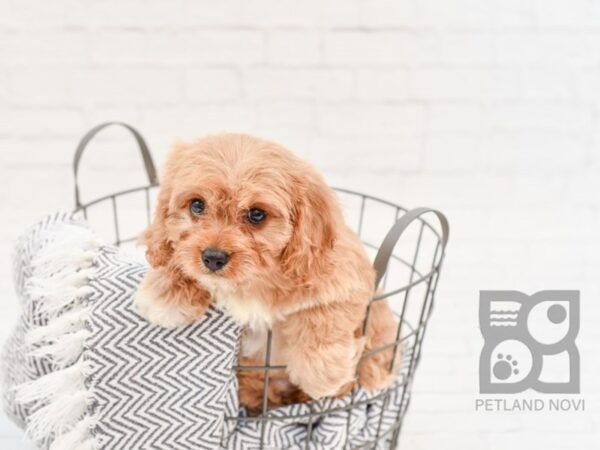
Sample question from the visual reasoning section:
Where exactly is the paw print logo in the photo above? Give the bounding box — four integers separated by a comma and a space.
479, 290, 580, 394
493, 354, 518, 380
486, 339, 531, 385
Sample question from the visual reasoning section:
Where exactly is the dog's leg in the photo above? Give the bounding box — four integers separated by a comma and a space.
281, 301, 366, 399
134, 267, 211, 328
357, 299, 400, 390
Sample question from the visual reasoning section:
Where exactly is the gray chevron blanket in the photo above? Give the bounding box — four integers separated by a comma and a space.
2, 212, 409, 449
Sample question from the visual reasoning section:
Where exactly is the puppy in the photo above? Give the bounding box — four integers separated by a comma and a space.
134, 134, 399, 412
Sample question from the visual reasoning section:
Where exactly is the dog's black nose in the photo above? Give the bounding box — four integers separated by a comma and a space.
202, 248, 230, 271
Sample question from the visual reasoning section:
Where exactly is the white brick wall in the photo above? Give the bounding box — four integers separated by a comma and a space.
1, 0, 599, 448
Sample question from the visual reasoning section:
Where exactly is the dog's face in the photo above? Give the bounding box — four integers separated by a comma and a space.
143, 134, 341, 295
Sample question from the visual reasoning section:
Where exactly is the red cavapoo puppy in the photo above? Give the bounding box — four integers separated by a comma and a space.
134, 134, 398, 412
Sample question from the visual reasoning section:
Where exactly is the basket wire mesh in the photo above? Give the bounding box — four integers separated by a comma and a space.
72, 123, 449, 450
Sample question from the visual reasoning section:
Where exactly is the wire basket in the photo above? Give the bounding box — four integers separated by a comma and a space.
72, 123, 449, 450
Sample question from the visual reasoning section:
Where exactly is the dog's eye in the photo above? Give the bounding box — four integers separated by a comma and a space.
247, 208, 266, 225
189, 199, 205, 216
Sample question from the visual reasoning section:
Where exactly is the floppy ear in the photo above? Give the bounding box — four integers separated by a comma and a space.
140, 141, 193, 268
140, 142, 186, 269
141, 186, 174, 268
281, 174, 341, 284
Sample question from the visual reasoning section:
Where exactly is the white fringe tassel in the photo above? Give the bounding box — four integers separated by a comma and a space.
15, 363, 87, 405
49, 416, 96, 450
52, 436, 96, 450
28, 328, 91, 368
27, 390, 88, 442
26, 306, 89, 346
15, 224, 100, 449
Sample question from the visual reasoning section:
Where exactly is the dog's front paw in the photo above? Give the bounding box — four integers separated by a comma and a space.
134, 283, 195, 329
134, 268, 209, 329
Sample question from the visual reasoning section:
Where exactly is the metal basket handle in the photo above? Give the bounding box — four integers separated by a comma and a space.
372, 207, 449, 288
73, 122, 159, 208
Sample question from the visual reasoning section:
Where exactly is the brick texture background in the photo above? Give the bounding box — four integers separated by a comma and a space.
1, 0, 600, 448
